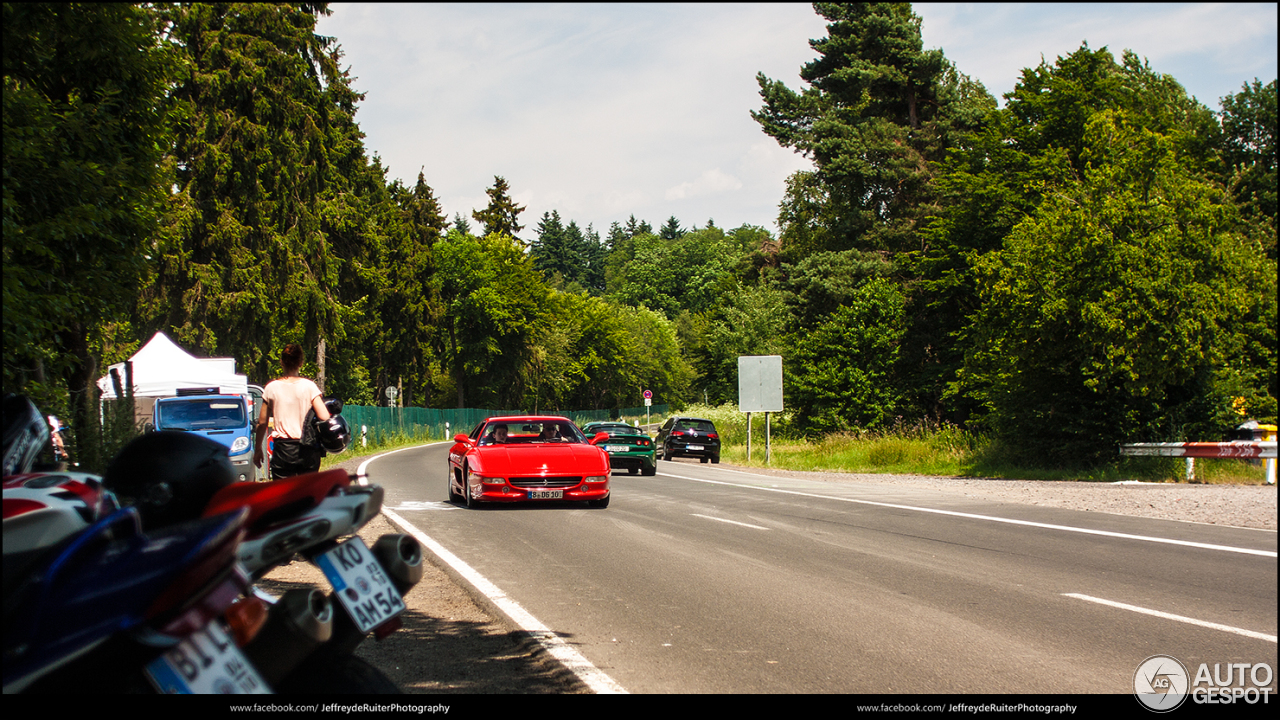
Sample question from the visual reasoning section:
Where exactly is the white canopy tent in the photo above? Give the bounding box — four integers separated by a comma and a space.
97, 332, 248, 398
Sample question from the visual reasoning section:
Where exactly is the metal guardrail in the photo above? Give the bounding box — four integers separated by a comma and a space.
1120, 442, 1277, 483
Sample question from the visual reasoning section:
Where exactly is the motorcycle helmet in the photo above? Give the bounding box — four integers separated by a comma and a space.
3, 395, 51, 477
3, 472, 120, 555
323, 396, 343, 416
316, 415, 350, 454
102, 431, 237, 530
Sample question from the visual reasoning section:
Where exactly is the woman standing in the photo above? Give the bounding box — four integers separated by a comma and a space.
254, 343, 330, 479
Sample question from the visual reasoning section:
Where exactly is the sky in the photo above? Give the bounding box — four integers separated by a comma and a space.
314, 3, 1278, 239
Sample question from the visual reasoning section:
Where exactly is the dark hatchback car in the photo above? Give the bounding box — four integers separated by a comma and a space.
655, 416, 720, 464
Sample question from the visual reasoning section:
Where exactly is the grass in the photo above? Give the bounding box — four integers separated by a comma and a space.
681, 403, 1273, 485
320, 429, 439, 470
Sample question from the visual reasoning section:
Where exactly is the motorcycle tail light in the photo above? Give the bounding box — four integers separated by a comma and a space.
224, 594, 270, 647
146, 515, 247, 628
154, 566, 250, 638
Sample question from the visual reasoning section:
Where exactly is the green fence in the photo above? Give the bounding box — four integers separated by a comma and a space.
341, 404, 670, 446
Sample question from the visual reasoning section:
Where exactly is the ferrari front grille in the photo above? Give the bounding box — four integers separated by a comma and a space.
508, 476, 581, 488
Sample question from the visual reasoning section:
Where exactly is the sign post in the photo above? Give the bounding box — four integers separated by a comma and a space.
643, 389, 653, 427
738, 356, 783, 463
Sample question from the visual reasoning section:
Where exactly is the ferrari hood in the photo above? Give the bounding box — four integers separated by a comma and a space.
472, 443, 608, 476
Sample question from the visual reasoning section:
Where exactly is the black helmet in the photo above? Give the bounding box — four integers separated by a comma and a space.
3, 394, 51, 476
316, 415, 350, 454
102, 431, 236, 530
322, 396, 343, 416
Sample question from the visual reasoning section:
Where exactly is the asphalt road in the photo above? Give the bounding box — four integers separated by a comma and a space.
363, 442, 1278, 694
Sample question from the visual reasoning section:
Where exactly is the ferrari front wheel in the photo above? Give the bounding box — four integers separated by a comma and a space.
447, 467, 462, 503
463, 468, 480, 509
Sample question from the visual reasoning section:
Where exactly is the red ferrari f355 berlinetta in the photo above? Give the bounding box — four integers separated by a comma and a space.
447, 416, 612, 508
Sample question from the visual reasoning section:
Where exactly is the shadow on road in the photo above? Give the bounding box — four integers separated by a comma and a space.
256, 575, 591, 694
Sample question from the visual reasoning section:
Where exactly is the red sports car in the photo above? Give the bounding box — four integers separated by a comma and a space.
447, 416, 612, 508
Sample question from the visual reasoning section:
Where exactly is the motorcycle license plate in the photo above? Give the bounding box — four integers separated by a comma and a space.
686, 444, 704, 451
146, 621, 270, 694
528, 489, 563, 500
316, 537, 405, 634
605, 444, 629, 452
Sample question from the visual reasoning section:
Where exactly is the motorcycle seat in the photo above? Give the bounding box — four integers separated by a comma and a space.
202, 469, 351, 531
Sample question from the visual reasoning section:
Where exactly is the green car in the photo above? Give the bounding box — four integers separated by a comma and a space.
581, 422, 657, 476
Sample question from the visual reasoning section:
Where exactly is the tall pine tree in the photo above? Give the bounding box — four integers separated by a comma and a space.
753, 2, 990, 257
471, 175, 525, 240
143, 2, 350, 380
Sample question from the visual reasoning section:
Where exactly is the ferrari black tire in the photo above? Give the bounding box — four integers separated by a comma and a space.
275, 653, 402, 694
464, 471, 478, 509
447, 468, 462, 503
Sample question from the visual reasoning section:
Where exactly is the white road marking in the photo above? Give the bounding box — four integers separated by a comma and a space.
388, 501, 456, 511
360, 443, 625, 694
691, 513, 769, 530
381, 508, 628, 694
1063, 593, 1278, 643
658, 470, 1278, 558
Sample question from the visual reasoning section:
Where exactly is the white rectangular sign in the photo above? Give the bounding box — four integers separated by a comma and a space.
738, 356, 783, 413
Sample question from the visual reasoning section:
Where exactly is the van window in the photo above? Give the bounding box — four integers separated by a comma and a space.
156, 398, 247, 431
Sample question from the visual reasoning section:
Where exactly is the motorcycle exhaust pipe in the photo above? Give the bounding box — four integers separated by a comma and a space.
371, 533, 424, 596
242, 588, 333, 687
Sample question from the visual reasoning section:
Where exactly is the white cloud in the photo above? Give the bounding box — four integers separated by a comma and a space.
666, 169, 744, 202
320, 3, 1276, 236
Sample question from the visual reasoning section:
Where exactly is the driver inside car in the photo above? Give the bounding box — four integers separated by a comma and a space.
481, 423, 509, 445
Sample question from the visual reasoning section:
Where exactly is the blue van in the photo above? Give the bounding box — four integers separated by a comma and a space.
152, 387, 256, 482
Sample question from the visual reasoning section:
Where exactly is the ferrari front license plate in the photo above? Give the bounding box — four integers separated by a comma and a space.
528, 489, 563, 500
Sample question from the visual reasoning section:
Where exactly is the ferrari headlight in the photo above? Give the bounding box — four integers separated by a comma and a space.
470, 471, 504, 485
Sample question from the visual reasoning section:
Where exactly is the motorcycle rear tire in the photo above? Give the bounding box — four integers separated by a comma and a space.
275, 653, 402, 694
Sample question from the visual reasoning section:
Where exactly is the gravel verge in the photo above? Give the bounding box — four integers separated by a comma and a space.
721, 465, 1277, 531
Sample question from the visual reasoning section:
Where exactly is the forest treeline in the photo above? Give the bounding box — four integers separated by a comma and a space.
4, 3, 1276, 468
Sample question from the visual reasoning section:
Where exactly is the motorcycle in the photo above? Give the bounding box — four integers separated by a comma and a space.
200, 465, 424, 693
2, 503, 272, 694
4, 396, 292, 693
4, 393, 421, 693
2, 400, 277, 694
102, 418, 423, 694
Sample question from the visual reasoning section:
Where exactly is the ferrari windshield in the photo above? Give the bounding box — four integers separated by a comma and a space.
479, 420, 587, 445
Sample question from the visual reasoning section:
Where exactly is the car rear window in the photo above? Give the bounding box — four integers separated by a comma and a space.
675, 420, 715, 433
